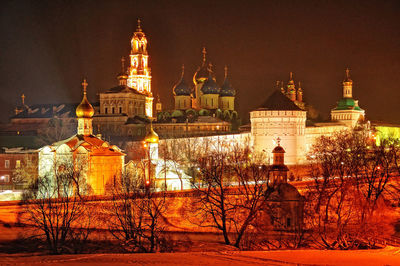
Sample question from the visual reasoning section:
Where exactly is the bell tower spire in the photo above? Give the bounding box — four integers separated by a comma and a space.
127, 19, 153, 117
343, 68, 353, 98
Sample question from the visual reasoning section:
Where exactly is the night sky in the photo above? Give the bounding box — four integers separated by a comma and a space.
0, 0, 399, 124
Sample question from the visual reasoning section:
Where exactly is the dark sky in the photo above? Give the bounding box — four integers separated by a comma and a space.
0, 0, 399, 124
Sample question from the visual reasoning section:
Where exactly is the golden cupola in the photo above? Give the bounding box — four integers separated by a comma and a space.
145, 122, 159, 144
76, 78, 94, 118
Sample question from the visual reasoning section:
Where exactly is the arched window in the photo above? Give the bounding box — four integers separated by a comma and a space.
105, 107, 108, 114
112, 107, 115, 114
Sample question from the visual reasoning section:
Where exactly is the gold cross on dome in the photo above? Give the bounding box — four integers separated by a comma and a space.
81, 78, 88, 93
276, 137, 281, 146
21, 93, 25, 105
202, 47, 207, 63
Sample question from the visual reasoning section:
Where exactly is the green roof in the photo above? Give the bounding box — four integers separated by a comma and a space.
334, 98, 363, 111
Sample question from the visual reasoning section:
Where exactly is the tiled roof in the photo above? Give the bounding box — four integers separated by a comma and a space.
257, 90, 302, 111
11, 103, 99, 119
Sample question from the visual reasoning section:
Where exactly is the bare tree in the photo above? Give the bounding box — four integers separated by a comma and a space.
103, 162, 167, 253
191, 138, 277, 248
20, 161, 92, 254
306, 130, 397, 249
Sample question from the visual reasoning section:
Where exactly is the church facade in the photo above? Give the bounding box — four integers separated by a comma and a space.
38, 80, 125, 195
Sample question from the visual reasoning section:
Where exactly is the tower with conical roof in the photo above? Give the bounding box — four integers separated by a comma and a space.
250, 89, 306, 165
76, 78, 95, 136
219, 66, 236, 111
331, 68, 365, 127
173, 65, 192, 110
127, 19, 153, 117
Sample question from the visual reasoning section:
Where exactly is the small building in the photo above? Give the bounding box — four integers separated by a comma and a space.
0, 148, 38, 191
38, 79, 125, 195
267, 142, 304, 231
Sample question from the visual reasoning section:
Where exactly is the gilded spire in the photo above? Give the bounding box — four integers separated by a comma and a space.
181, 64, 185, 79
224, 65, 228, 79
21, 94, 25, 105
137, 18, 142, 32
145, 120, 159, 144
344, 68, 352, 82
81, 78, 88, 95
121, 56, 125, 73
76, 78, 94, 119
276, 137, 281, 146
208, 62, 213, 73
202, 47, 207, 64
290, 72, 293, 80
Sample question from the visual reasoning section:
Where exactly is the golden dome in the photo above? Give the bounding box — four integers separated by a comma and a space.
145, 124, 159, 144
76, 78, 94, 118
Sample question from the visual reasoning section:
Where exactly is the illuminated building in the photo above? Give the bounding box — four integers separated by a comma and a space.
251, 69, 367, 165
38, 79, 125, 195
155, 48, 238, 137
267, 142, 304, 231
172, 47, 236, 112
330, 69, 365, 127
126, 19, 153, 117
251, 90, 307, 165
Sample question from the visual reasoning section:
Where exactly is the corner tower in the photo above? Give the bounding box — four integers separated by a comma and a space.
251, 90, 306, 165
127, 19, 153, 117
331, 69, 365, 127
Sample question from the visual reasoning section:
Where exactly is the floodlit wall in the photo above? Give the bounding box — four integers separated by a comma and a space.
251, 110, 307, 165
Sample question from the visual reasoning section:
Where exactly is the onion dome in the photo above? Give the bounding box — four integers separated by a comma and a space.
220, 66, 235, 97
201, 71, 220, 94
173, 65, 191, 96
76, 78, 95, 118
145, 123, 159, 143
193, 47, 215, 84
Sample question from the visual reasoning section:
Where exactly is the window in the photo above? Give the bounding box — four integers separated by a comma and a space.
105, 107, 108, 114
0, 175, 9, 183
119, 107, 122, 113
5, 160, 9, 168
286, 217, 291, 227
16, 160, 21, 168
112, 107, 115, 114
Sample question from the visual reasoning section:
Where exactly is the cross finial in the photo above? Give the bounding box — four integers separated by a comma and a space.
289, 72, 293, 80
81, 78, 88, 94
224, 65, 228, 79
181, 64, 185, 78
121, 56, 125, 72
276, 137, 281, 146
345, 68, 350, 78
137, 18, 142, 31
298, 81, 301, 87
208, 62, 213, 73
202, 47, 207, 63
21, 93, 25, 105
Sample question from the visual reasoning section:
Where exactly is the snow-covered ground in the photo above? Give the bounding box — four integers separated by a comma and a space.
1, 247, 400, 265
